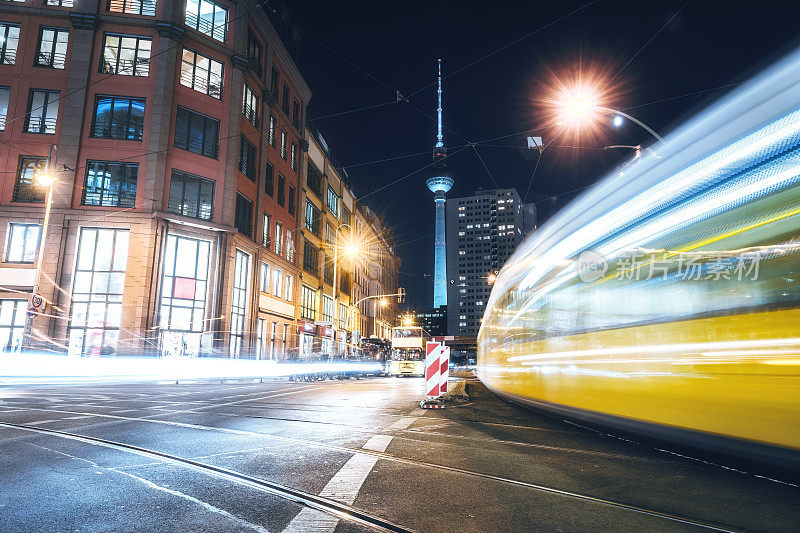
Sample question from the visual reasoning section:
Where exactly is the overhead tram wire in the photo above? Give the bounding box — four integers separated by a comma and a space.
608, 0, 692, 84
402, 0, 602, 101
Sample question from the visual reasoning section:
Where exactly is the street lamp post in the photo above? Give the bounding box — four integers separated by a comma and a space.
565, 95, 663, 142
330, 223, 353, 358
24, 144, 57, 350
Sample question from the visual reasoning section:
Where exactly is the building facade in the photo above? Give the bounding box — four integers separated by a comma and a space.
398, 306, 446, 337
445, 188, 535, 336
295, 126, 400, 358
0, 0, 307, 358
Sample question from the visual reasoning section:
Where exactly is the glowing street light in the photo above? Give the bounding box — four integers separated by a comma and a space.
612, 115, 624, 128
563, 94, 663, 142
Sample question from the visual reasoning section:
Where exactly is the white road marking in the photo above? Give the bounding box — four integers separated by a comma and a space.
283, 413, 408, 532
389, 417, 417, 430
362, 434, 393, 452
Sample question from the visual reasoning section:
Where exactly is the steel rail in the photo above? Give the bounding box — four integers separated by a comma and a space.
0, 409, 739, 532
0, 421, 413, 533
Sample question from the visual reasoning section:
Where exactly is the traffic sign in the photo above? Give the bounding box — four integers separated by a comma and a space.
29, 292, 44, 312
27, 309, 39, 319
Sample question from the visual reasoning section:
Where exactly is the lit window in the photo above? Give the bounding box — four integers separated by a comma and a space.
290, 142, 297, 170
83, 160, 138, 207
0, 23, 20, 65
35, 27, 69, 69
101, 34, 151, 76
0, 86, 10, 131
5, 223, 40, 263
13, 157, 48, 203
108, 0, 156, 16
272, 268, 282, 297
25, 90, 59, 135
268, 114, 276, 146
280, 128, 287, 159
242, 82, 258, 126
180, 48, 223, 99
230, 249, 250, 356
260, 262, 270, 293
284, 274, 293, 300
185, 0, 228, 42
0, 299, 26, 351
262, 213, 270, 247
275, 222, 283, 255
91, 95, 145, 141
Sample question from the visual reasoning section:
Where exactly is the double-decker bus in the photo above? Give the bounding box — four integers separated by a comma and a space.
389, 326, 431, 377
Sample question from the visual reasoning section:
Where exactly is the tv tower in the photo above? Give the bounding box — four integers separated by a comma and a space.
426, 59, 454, 309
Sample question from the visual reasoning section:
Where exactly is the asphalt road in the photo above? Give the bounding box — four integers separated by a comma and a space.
0, 375, 797, 532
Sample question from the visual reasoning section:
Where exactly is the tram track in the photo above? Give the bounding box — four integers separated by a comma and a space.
0, 421, 412, 533
0, 408, 742, 532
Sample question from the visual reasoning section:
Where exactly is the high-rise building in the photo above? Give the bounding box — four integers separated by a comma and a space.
445, 188, 536, 336
397, 306, 447, 337
426, 59, 453, 309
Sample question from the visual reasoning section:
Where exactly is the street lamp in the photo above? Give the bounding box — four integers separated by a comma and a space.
329, 223, 356, 357
24, 144, 57, 349
563, 94, 663, 142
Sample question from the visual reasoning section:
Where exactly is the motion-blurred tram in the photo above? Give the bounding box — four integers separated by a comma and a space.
477, 49, 800, 469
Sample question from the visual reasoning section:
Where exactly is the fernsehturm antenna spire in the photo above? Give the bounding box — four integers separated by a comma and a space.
427, 59, 454, 309
436, 59, 443, 148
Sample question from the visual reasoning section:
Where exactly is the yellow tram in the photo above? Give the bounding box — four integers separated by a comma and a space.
478, 49, 800, 468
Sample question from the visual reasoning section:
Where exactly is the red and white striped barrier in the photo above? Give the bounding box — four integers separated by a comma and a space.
439, 346, 450, 393
425, 341, 444, 399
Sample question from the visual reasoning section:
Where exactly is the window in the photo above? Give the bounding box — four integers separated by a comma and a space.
274, 222, 283, 255
158, 234, 211, 357
300, 285, 316, 320
284, 274, 293, 301
83, 161, 138, 207
288, 185, 296, 215
325, 223, 335, 245
321, 295, 333, 322
290, 142, 297, 170
0, 86, 9, 131
230, 249, 250, 356
0, 300, 26, 352
265, 160, 274, 196
272, 268, 282, 298
259, 214, 269, 249
185, 0, 228, 43
304, 201, 320, 235
270, 66, 279, 97
108, 0, 156, 16
35, 27, 69, 69
268, 114, 276, 146
68, 228, 129, 356
280, 128, 286, 159
281, 83, 290, 116
277, 174, 285, 206
5, 223, 40, 263
286, 230, 294, 262
339, 303, 348, 330
239, 136, 257, 181
259, 262, 270, 292
292, 99, 300, 129
13, 157, 47, 203
341, 206, 351, 226
101, 34, 151, 76
180, 48, 223, 99
46, 0, 75, 5
303, 241, 319, 276
0, 23, 20, 66
327, 187, 340, 219
247, 32, 262, 77
242, 83, 258, 126
174, 106, 219, 158
234, 193, 253, 238
25, 90, 59, 134
91, 95, 145, 141
307, 160, 323, 197
168, 170, 214, 220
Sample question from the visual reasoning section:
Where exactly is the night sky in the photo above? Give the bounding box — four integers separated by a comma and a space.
289, 1, 800, 308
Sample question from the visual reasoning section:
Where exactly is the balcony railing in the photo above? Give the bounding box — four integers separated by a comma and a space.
35, 51, 67, 69
25, 117, 57, 135
91, 121, 144, 141
174, 130, 219, 158
100, 57, 150, 77
239, 157, 257, 180
184, 13, 227, 42
1, 49, 16, 65
107, 0, 156, 16
242, 102, 258, 127
180, 71, 222, 99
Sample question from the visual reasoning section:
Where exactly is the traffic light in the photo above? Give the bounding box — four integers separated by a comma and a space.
397, 287, 406, 304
